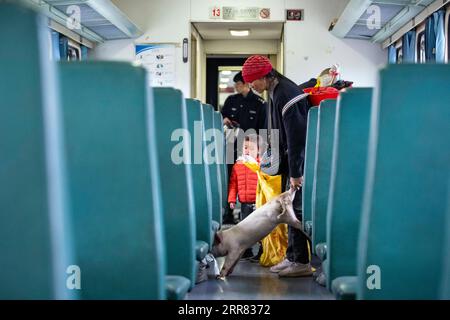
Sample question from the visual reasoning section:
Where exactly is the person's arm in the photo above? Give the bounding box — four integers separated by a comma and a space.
228, 165, 238, 204
221, 96, 233, 119
281, 97, 308, 179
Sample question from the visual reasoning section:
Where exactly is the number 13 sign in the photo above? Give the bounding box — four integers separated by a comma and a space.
210, 6, 221, 19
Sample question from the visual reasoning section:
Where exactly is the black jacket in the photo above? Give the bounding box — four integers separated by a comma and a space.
270, 77, 310, 178
221, 90, 267, 133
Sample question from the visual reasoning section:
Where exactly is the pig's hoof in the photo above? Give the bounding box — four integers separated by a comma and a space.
216, 275, 226, 281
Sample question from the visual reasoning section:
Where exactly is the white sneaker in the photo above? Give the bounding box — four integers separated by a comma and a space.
278, 262, 313, 277
269, 258, 294, 273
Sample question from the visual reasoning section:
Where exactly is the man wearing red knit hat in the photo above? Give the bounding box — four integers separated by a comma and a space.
242, 55, 313, 278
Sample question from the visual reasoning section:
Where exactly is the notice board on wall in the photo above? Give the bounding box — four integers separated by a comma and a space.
135, 44, 176, 87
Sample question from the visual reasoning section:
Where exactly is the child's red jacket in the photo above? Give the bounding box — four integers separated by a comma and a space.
228, 157, 259, 204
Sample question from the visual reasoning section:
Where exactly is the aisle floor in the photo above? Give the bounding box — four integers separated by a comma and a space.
186, 256, 334, 300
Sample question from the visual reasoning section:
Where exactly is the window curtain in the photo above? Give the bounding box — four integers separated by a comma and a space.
402, 30, 416, 63
59, 35, 69, 61
434, 10, 445, 63
81, 45, 89, 60
51, 30, 61, 61
425, 10, 445, 63
388, 45, 397, 64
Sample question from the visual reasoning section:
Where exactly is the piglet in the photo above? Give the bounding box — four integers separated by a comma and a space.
211, 189, 304, 278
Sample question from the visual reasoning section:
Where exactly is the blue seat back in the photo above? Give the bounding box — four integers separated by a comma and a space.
218, 118, 228, 214
202, 104, 222, 226
302, 107, 319, 228
326, 88, 372, 289
213, 111, 226, 216
357, 65, 450, 299
441, 195, 450, 299
153, 88, 197, 289
185, 99, 213, 248
312, 100, 337, 252
58, 62, 166, 299
0, 3, 74, 299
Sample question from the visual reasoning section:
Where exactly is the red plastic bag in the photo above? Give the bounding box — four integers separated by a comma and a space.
303, 87, 339, 106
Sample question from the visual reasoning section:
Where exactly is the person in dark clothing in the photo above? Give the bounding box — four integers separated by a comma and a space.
221, 71, 267, 224
221, 71, 267, 133
242, 55, 312, 278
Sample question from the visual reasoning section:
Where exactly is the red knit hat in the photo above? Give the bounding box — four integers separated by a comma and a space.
242, 55, 273, 83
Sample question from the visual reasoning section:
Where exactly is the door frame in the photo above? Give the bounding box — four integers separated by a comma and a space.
205, 56, 248, 110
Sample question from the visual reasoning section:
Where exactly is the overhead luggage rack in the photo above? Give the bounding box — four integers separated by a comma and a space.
330, 0, 440, 45
25, 0, 142, 43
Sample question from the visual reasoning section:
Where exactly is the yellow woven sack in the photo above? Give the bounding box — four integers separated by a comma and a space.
244, 162, 287, 267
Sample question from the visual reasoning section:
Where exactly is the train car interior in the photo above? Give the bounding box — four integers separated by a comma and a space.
0, 0, 449, 302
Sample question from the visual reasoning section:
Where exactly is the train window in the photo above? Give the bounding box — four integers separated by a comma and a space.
394, 39, 403, 64
396, 47, 403, 63
417, 31, 426, 63
447, 7, 450, 62
67, 40, 81, 61
68, 46, 80, 61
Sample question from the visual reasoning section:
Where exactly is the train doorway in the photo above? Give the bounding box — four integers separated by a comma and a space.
191, 21, 284, 109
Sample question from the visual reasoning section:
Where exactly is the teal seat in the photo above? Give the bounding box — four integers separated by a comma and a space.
58, 62, 167, 299
441, 199, 450, 299
201, 104, 222, 227
319, 259, 329, 286
315, 243, 327, 261
196, 241, 209, 261
185, 99, 213, 250
211, 220, 220, 234
312, 100, 336, 255
302, 107, 318, 233
326, 88, 373, 290
166, 276, 191, 300
322, 259, 329, 277
0, 2, 74, 300
332, 276, 357, 300
357, 65, 450, 299
153, 88, 197, 290
305, 221, 313, 237
214, 111, 228, 215
211, 109, 224, 224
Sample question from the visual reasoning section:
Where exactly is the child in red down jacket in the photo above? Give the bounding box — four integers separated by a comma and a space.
228, 135, 260, 259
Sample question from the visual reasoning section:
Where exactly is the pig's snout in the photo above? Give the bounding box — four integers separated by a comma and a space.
210, 245, 223, 258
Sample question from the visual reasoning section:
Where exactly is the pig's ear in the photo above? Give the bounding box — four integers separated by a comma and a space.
214, 231, 223, 244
